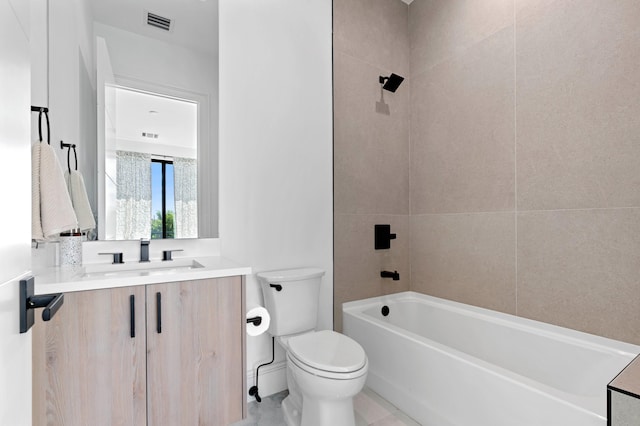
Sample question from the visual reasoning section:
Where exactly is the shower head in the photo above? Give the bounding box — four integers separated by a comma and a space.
379, 73, 405, 93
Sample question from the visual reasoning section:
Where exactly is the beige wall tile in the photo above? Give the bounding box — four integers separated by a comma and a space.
334, 214, 410, 332
409, 0, 513, 77
410, 28, 515, 214
336, 0, 640, 347
410, 212, 516, 314
516, 0, 640, 210
333, 0, 410, 333
334, 0, 409, 76
334, 52, 410, 215
514, 0, 560, 21
517, 209, 640, 345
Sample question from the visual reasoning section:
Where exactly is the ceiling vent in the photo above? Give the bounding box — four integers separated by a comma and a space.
146, 12, 172, 31
142, 132, 159, 139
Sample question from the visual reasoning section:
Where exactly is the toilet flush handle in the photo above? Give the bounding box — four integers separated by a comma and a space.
269, 283, 282, 292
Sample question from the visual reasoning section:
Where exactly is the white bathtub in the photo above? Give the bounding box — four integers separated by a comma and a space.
343, 291, 639, 426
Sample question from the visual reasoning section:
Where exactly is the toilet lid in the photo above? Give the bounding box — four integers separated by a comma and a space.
288, 330, 366, 373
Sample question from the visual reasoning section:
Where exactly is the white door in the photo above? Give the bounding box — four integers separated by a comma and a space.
0, 0, 33, 424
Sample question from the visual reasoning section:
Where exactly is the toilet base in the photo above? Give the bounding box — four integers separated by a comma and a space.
282, 396, 301, 426
281, 394, 357, 426
301, 397, 357, 426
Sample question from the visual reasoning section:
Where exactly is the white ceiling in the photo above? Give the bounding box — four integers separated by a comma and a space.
115, 87, 197, 151
89, 0, 218, 55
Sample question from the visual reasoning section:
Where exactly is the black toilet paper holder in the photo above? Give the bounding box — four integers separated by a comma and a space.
246, 316, 263, 326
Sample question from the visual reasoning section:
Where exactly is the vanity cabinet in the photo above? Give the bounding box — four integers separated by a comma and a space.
146, 278, 243, 425
33, 285, 147, 425
33, 277, 245, 426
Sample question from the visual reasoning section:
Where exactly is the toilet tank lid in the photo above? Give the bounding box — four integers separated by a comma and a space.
256, 268, 325, 283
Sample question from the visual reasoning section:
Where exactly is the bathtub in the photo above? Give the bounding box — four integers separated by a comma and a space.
343, 291, 639, 426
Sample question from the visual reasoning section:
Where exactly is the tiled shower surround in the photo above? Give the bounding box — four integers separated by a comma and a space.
334, 0, 640, 344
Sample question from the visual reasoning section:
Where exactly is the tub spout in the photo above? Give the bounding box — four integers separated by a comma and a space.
381, 270, 400, 281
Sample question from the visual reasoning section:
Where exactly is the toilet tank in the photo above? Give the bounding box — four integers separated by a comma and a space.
257, 268, 325, 336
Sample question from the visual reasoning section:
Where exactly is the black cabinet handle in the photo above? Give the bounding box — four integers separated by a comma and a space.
156, 292, 162, 334
129, 294, 135, 338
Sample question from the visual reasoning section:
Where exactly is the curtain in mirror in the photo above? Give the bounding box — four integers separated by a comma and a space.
173, 157, 198, 239
116, 151, 151, 239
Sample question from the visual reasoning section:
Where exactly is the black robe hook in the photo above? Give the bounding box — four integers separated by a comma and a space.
60, 141, 77, 173
31, 106, 50, 144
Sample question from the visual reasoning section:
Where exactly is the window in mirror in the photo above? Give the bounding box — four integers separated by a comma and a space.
151, 159, 175, 239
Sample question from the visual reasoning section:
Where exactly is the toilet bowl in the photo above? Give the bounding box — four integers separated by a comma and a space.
256, 269, 369, 426
280, 330, 368, 426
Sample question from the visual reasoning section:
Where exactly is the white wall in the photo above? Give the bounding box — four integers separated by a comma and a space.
1, 1, 33, 424
48, 0, 96, 214
30, 0, 46, 108
48, 0, 95, 150
219, 0, 333, 397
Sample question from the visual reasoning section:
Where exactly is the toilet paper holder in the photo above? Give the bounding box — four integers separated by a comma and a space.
246, 316, 263, 327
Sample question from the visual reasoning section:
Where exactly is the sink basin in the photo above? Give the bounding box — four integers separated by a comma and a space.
82, 259, 204, 278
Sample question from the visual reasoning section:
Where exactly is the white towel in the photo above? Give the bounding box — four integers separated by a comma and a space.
32, 142, 78, 240
32, 143, 44, 240
65, 170, 96, 232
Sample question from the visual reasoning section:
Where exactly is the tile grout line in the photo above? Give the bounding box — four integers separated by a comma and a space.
406, 205, 640, 218
514, 0, 518, 317
335, 213, 412, 217
408, 1, 413, 296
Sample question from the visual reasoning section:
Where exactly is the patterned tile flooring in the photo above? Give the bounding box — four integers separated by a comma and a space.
232, 387, 420, 426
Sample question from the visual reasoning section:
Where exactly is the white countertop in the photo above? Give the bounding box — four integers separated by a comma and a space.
34, 256, 251, 294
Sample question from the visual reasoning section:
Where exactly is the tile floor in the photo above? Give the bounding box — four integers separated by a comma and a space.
232, 387, 420, 426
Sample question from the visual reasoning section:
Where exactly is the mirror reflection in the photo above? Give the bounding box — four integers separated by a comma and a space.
106, 86, 198, 240
50, 0, 218, 240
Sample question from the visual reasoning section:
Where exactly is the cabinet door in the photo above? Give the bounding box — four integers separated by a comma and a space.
33, 286, 147, 426
146, 277, 243, 425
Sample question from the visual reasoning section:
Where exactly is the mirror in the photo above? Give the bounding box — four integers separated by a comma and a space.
49, 0, 218, 240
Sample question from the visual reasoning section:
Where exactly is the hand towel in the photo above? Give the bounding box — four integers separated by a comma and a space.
32, 142, 78, 240
64, 170, 96, 232
32, 143, 44, 240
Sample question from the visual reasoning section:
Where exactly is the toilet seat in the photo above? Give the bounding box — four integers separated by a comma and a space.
287, 330, 367, 379
288, 352, 368, 380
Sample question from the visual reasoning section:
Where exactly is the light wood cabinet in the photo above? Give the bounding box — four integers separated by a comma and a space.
33, 285, 147, 426
147, 277, 244, 425
33, 277, 245, 426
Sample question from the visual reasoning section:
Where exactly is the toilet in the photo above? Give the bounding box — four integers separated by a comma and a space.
257, 268, 368, 426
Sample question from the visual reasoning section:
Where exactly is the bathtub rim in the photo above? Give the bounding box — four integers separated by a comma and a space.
342, 291, 640, 420
343, 291, 639, 358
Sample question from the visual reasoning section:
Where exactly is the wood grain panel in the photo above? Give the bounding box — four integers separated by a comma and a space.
33, 286, 147, 426
146, 277, 243, 426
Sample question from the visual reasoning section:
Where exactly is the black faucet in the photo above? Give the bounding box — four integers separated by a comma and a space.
381, 270, 400, 281
140, 239, 150, 263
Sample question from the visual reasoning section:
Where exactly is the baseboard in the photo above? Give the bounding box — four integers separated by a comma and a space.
246, 360, 288, 402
